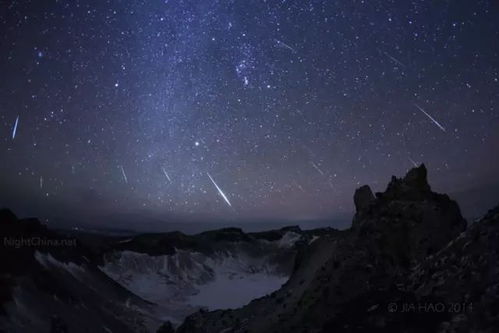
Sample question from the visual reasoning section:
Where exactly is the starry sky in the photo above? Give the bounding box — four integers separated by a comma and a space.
1, 0, 499, 230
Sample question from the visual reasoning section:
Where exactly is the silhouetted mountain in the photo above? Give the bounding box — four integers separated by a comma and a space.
1, 165, 498, 332
176, 165, 498, 333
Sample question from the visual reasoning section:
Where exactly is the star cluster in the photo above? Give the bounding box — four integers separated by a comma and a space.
1, 0, 498, 228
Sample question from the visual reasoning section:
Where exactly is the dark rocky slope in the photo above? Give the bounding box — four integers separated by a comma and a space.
0, 209, 158, 333
177, 165, 498, 333
0, 208, 329, 332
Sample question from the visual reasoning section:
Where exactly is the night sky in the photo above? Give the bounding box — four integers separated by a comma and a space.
1, 1, 499, 230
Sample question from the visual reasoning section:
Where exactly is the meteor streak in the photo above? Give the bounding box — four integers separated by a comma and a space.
378, 49, 406, 68
119, 165, 128, 184
207, 172, 232, 207
311, 161, 325, 176
414, 104, 446, 132
275, 39, 297, 53
162, 167, 172, 182
12, 115, 19, 139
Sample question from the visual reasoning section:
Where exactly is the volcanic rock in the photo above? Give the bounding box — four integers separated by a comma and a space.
176, 165, 478, 333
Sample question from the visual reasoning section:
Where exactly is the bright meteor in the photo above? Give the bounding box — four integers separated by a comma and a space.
12, 115, 19, 140
161, 167, 172, 182
414, 104, 446, 132
207, 172, 232, 207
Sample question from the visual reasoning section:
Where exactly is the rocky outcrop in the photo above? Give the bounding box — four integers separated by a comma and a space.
381, 163, 432, 201
2, 165, 497, 332
353, 185, 375, 212
319, 204, 499, 332
405, 205, 499, 331
176, 165, 487, 333
157, 321, 175, 333
352, 164, 466, 263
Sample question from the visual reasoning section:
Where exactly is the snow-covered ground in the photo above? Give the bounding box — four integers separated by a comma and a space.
99, 237, 295, 322
188, 271, 286, 310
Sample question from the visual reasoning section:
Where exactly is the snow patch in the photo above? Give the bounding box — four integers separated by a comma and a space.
309, 235, 320, 244
100, 249, 288, 311
34, 251, 84, 277
277, 232, 301, 248
188, 271, 286, 310
117, 238, 133, 244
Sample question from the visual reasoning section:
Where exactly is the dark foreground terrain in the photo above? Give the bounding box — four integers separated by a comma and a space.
1, 165, 498, 332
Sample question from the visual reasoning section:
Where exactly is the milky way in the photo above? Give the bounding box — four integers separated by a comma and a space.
1, 1, 499, 228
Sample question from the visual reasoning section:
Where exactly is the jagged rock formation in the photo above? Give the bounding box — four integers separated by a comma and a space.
352, 164, 466, 263
353, 185, 375, 212
404, 205, 499, 332
176, 165, 498, 333
1, 164, 498, 332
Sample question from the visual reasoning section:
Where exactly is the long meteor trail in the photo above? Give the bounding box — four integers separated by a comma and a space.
408, 157, 418, 167
378, 48, 406, 68
414, 104, 446, 132
384, 52, 406, 68
12, 115, 19, 139
161, 167, 171, 182
275, 39, 297, 53
207, 172, 232, 207
119, 165, 128, 184
311, 161, 325, 176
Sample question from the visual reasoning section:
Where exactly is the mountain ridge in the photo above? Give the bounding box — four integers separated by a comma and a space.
176, 165, 498, 333
1, 165, 498, 332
